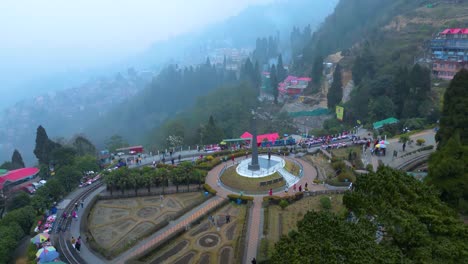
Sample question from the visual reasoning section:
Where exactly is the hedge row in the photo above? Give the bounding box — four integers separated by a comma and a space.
262, 192, 304, 205
203, 184, 217, 195
227, 194, 254, 203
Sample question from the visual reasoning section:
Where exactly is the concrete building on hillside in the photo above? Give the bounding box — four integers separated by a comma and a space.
431, 28, 468, 80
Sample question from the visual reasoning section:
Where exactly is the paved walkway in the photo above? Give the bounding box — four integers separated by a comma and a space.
67, 186, 107, 264
205, 156, 324, 263
367, 130, 436, 171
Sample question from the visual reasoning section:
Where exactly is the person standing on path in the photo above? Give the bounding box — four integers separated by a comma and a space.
299, 185, 302, 192
293, 184, 296, 193
80, 199, 84, 208
75, 236, 81, 252
252, 257, 257, 264
74, 202, 78, 211
269, 188, 272, 196
178, 154, 181, 163
71, 237, 76, 248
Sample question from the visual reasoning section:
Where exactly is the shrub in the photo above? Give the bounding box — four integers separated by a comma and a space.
416, 138, 426, 146
294, 192, 304, 201
320, 196, 331, 210
263, 195, 282, 205
331, 160, 346, 172
337, 171, 356, 183
366, 164, 374, 172
313, 179, 320, 184
203, 184, 217, 195
227, 194, 254, 203
205, 155, 214, 161
279, 199, 289, 209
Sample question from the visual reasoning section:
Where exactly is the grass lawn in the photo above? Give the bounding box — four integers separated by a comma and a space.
220, 166, 284, 192
302, 154, 334, 179
284, 159, 301, 176
329, 146, 364, 169
260, 194, 345, 261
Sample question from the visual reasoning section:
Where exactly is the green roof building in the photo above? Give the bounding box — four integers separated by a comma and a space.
373, 117, 399, 130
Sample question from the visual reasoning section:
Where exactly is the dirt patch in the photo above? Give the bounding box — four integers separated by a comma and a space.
225, 223, 237, 240
219, 247, 232, 264
137, 207, 159, 218
198, 253, 210, 264
174, 251, 196, 264
198, 233, 220, 248
166, 198, 177, 208
151, 240, 189, 264
190, 222, 210, 237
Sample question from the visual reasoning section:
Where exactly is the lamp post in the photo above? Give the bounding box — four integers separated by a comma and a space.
248, 109, 260, 171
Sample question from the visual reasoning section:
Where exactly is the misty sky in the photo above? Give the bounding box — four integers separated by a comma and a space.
0, 0, 271, 106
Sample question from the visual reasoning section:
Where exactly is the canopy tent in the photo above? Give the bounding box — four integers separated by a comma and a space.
373, 117, 399, 130
240, 132, 280, 143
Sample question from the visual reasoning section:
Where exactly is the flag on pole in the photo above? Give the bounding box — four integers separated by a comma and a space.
336, 106, 344, 121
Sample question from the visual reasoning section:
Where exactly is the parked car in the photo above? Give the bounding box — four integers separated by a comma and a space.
32, 180, 47, 189
22, 185, 36, 194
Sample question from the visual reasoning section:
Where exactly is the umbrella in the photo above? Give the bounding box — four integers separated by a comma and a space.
42, 262, 66, 264
375, 144, 386, 148
38, 250, 59, 263
36, 246, 56, 258
380, 140, 389, 145
31, 233, 50, 244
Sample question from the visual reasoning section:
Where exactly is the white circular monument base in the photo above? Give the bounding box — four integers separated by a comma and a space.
236, 155, 285, 178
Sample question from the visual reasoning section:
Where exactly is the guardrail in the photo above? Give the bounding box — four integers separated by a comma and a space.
395, 153, 432, 171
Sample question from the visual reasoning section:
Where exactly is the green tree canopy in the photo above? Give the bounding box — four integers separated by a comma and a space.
11, 149, 25, 169
436, 69, 468, 147
343, 167, 468, 263
33, 125, 61, 165
270, 211, 400, 264
270, 64, 279, 104
427, 133, 468, 212
277, 54, 287, 82
327, 64, 343, 109
72, 135, 97, 156
105, 134, 129, 153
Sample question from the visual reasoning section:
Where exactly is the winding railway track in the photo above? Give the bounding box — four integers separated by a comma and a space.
54, 182, 104, 264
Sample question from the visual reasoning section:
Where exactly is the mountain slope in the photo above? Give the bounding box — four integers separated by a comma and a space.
298, 0, 468, 131
0, 71, 151, 165
84, 0, 338, 146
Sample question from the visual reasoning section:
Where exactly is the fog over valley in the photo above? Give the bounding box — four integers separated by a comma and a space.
0, 0, 337, 165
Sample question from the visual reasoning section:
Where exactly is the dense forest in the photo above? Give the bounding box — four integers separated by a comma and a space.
86, 60, 237, 145
294, 0, 468, 136
145, 80, 296, 150
270, 167, 468, 263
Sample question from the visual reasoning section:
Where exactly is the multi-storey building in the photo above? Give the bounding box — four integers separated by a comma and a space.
431, 28, 468, 80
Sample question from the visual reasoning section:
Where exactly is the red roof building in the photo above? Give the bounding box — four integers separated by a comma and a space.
240, 132, 280, 146
0, 167, 40, 190
431, 28, 468, 80
278, 75, 312, 96
115, 145, 144, 154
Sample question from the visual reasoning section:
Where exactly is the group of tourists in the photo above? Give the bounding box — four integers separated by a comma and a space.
71, 236, 82, 252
